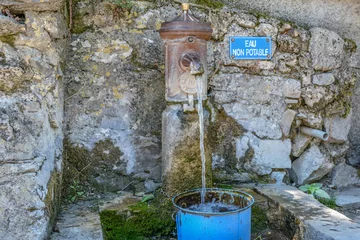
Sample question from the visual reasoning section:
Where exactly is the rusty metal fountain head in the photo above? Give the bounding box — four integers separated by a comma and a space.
159, 3, 213, 109
160, 3, 213, 40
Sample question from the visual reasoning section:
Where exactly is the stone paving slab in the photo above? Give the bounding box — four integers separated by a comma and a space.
336, 187, 360, 209
255, 184, 360, 240
50, 199, 103, 240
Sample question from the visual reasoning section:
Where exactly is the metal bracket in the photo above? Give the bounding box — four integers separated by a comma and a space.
183, 94, 195, 112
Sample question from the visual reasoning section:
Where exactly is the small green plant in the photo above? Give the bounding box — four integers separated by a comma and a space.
299, 183, 330, 200
318, 197, 337, 209
68, 180, 85, 202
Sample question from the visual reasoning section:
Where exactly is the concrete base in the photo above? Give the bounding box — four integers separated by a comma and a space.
255, 184, 360, 240
162, 105, 212, 195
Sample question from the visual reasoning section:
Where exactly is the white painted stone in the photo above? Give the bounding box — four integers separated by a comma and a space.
310, 28, 345, 71
291, 133, 312, 157
280, 109, 296, 136
324, 111, 352, 143
312, 73, 335, 86
331, 162, 360, 188
245, 133, 291, 175
291, 145, 334, 185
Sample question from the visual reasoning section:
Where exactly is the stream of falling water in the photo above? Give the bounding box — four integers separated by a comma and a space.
195, 75, 206, 205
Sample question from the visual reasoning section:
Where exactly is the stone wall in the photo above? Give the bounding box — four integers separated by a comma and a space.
0, 0, 67, 239
63, 0, 360, 195
1, 0, 360, 238
208, 7, 359, 187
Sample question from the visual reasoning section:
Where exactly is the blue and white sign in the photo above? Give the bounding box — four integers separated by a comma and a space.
229, 36, 272, 60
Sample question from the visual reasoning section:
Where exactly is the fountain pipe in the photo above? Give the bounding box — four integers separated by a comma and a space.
300, 126, 329, 141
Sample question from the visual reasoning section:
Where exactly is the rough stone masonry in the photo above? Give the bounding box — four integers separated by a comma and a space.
0, 0, 67, 239
0, 0, 360, 239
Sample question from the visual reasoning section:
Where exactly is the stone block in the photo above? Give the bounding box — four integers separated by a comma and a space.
291, 145, 334, 185
244, 133, 291, 175
0, 15, 26, 36
277, 33, 302, 53
280, 109, 296, 136
331, 162, 360, 188
291, 133, 312, 157
324, 111, 352, 143
302, 85, 335, 108
0, 0, 64, 12
255, 184, 360, 240
336, 187, 360, 209
312, 73, 335, 86
270, 171, 286, 184
214, 74, 300, 139
310, 28, 344, 71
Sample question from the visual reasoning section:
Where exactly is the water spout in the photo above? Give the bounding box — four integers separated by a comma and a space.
190, 60, 204, 75
300, 126, 329, 141
195, 74, 206, 205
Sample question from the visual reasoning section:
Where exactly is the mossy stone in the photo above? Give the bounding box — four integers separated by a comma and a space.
100, 191, 176, 239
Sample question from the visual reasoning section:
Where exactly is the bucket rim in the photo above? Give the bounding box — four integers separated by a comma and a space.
172, 188, 255, 215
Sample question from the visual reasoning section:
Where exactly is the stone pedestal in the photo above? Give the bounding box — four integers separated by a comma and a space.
162, 105, 212, 195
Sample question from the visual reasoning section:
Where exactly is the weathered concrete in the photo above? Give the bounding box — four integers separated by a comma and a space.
255, 184, 360, 240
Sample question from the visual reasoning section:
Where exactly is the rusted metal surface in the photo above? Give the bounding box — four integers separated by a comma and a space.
159, 3, 212, 40
159, 5, 212, 102
163, 37, 208, 101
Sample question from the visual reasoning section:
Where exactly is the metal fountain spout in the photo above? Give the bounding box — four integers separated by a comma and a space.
159, 3, 212, 112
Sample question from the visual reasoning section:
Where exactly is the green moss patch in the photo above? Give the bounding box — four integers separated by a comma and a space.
209, 109, 244, 170
62, 138, 127, 201
100, 191, 176, 239
251, 204, 269, 234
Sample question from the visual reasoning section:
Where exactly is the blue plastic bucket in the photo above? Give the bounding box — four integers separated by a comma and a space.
172, 188, 254, 240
